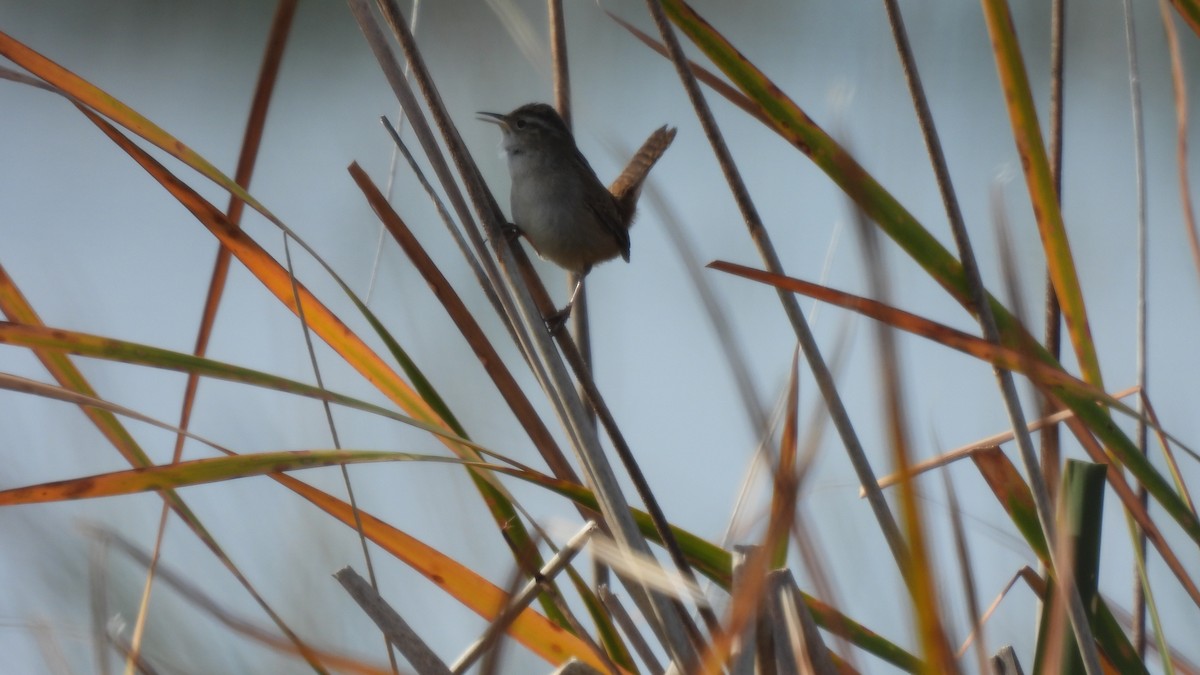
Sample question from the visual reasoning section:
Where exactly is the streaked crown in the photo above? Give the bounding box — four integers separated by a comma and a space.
477, 103, 571, 139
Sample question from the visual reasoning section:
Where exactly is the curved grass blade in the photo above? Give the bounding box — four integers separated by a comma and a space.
0, 321, 493, 455
0, 372, 235, 456
0, 30, 464, 442
0, 266, 331, 672
0, 450, 469, 505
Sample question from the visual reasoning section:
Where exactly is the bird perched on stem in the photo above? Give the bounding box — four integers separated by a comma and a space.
478, 103, 676, 331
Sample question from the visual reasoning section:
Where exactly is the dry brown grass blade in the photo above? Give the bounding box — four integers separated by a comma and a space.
957, 567, 1046, 659
695, 355, 815, 673
709, 262, 1138, 419
1157, 0, 1200, 286
767, 347, 801, 568
643, 0, 911, 609
870, 386, 1140, 493
855, 195, 958, 672
357, 5, 702, 659
943, 470, 990, 674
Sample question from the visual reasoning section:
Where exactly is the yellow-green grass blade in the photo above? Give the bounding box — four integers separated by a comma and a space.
0, 322, 490, 456
980, 0, 1102, 391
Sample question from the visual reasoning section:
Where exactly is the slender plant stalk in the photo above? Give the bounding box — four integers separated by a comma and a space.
646, 0, 911, 593
1119, 0, 1151, 657
1039, 0, 1066, 506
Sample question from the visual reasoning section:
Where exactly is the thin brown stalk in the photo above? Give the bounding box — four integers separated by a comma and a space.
1120, 0, 1152, 657
1039, 0, 1066, 509
957, 567, 1046, 659
134, 1, 305, 670
548, 0, 570, 130
644, 0, 910, 598
943, 471, 990, 674
1158, 0, 1200, 284
886, 0, 1098, 667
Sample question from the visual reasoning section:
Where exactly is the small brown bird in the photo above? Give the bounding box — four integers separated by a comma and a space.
478, 103, 676, 329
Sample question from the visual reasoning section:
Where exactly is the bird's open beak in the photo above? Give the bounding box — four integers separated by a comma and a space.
476, 111, 507, 128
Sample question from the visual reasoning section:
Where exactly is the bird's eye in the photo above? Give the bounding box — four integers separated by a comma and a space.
515, 119, 527, 129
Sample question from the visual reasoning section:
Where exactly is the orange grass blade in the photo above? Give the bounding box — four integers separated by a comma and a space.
0, 29, 278, 231
1158, 0, 1200, 286
709, 262, 1134, 419
70, 101, 573, 626
277, 473, 620, 672
348, 162, 576, 482
73, 105, 475, 465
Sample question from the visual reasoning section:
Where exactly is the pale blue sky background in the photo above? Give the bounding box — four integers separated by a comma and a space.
2, 0, 1199, 672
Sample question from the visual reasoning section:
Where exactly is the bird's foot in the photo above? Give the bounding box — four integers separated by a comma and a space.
544, 305, 572, 335
501, 222, 523, 243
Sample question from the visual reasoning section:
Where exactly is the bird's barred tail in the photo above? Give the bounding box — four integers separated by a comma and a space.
610, 125, 677, 226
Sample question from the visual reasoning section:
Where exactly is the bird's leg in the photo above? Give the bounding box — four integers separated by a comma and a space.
545, 274, 585, 334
